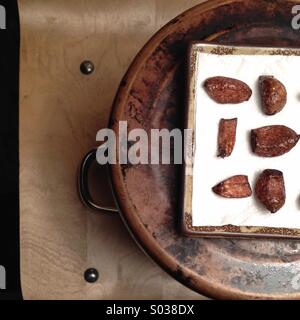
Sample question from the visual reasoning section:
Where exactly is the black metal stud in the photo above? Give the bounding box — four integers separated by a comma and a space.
84, 268, 99, 283
80, 60, 95, 75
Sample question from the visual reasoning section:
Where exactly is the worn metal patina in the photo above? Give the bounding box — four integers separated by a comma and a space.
110, 0, 300, 299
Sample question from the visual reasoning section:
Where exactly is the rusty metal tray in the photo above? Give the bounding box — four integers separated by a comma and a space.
106, 0, 300, 299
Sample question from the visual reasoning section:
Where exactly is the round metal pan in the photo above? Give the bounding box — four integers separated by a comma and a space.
80, 0, 300, 299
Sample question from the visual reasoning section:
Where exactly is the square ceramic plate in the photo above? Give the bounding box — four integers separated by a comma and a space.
182, 42, 300, 239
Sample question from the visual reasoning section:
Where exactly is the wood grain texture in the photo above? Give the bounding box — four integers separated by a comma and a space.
19, 0, 206, 300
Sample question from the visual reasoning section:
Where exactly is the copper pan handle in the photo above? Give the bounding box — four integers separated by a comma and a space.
78, 148, 119, 214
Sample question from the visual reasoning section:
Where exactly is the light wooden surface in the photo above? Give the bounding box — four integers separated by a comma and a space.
19, 0, 207, 300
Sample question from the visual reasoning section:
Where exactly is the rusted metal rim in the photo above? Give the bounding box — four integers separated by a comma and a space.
109, 0, 300, 300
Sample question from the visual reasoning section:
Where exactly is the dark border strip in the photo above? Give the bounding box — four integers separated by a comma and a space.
0, 0, 21, 300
